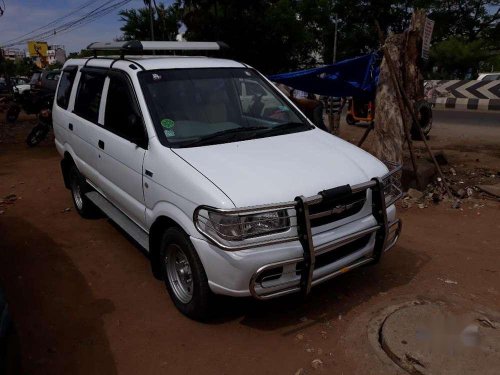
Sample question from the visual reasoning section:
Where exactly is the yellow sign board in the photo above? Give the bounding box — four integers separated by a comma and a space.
28, 41, 48, 57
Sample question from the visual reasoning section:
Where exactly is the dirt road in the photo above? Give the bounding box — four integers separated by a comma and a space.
0, 120, 499, 374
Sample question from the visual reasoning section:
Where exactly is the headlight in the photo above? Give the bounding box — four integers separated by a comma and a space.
382, 163, 402, 206
205, 210, 290, 241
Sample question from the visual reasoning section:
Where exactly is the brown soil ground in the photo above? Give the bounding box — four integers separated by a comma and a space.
0, 114, 499, 374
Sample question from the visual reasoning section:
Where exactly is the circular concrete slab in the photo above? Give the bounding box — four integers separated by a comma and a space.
379, 301, 500, 374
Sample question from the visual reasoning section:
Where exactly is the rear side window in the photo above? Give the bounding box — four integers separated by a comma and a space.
56, 68, 77, 109
74, 71, 106, 123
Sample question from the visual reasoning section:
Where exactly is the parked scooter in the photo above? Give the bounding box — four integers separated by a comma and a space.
26, 105, 53, 147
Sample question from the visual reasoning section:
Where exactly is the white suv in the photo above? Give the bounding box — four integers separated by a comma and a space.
53, 41, 402, 320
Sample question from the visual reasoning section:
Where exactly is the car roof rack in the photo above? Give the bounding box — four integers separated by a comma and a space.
86, 40, 228, 58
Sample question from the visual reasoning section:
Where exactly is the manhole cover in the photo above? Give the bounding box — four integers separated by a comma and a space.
378, 301, 500, 374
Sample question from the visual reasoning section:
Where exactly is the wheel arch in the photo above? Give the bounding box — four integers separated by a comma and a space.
61, 151, 76, 189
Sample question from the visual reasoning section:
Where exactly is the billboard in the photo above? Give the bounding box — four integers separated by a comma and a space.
27, 41, 48, 57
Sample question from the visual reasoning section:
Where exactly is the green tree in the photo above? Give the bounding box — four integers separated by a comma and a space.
120, 2, 181, 41
428, 37, 490, 78
425, 1, 500, 77
117, 0, 500, 78
177, 0, 325, 74
0, 57, 37, 77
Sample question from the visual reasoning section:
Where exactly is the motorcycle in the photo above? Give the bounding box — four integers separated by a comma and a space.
26, 105, 52, 147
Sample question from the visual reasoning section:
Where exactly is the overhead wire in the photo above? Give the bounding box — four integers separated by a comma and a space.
1, 0, 133, 48
0, 0, 103, 45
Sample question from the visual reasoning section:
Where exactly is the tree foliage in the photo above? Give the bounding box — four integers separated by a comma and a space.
0, 58, 37, 77
120, 3, 181, 41
118, 0, 500, 78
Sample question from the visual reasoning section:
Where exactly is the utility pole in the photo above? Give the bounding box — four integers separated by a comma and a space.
147, 0, 155, 42
145, 0, 155, 55
333, 13, 338, 63
329, 13, 340, 134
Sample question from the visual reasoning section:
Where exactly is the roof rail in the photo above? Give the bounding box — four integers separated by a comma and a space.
86, 40, 228, 57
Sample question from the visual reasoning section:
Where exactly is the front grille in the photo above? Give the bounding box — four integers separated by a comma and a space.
308, 190, 366, 227
295, 234, 371, 274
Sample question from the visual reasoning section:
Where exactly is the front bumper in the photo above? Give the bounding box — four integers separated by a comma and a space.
193, 166, 403, 299
249, 218, 401, 299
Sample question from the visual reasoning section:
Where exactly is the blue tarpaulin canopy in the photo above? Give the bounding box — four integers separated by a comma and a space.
268, 53, 380, 98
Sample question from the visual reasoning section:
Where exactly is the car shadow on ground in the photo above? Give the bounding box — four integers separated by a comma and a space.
103, 216, 430, 330
208, 246, 429, 330
0, 217, 118, 375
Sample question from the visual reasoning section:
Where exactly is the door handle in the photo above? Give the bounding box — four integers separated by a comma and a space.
98, 140, 105, 149
68, 123, 73, 131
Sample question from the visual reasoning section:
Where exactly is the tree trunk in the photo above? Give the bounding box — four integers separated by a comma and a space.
372, 10, 426, 164
372, 33, 406, 164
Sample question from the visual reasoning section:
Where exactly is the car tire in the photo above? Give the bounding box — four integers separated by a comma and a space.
69, 165, 98, 218
160, 227, 212, 320
411, 100, 433, 139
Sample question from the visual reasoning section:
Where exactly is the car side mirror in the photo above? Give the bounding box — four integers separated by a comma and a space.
127, 113, 147, 148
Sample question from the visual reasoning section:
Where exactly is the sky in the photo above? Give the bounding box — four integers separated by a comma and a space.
0, 0, 172, 53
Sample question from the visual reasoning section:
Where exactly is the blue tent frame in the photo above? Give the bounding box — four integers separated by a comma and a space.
268, 53, 380, 99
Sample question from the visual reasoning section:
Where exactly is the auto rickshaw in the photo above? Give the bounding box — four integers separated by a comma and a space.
345, 97, 374, 125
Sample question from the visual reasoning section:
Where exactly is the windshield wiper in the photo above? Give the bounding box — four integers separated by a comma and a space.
181, 126, 268, 147
254, 122, 312, 137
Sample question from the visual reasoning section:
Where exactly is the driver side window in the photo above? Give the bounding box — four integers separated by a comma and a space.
104, 72, 146, 144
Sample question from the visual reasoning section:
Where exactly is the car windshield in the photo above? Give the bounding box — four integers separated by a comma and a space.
139, 68, 312, 148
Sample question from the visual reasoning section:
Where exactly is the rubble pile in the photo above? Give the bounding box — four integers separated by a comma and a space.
400, 161, 499, 209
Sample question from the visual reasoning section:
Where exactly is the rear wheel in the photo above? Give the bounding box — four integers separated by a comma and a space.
69, 165, 97, 218
160, 228, 212, 320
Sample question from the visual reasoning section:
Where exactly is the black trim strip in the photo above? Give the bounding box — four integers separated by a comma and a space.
467, 98, 479, 110
488, 99, 500, 111
445, 98, 456, 108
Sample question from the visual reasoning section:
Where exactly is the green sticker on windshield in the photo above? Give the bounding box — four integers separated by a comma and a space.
161, 118, 175, 129
165, 129, 175, 137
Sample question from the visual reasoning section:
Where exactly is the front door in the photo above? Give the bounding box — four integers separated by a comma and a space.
96, 70, 148, 229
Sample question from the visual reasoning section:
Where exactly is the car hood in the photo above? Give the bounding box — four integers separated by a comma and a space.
173, 129, 388, 208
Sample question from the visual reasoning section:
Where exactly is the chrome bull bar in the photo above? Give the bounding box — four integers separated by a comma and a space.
248, 176, 402, 300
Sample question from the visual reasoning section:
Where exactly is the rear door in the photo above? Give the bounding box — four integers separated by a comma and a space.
96, 70, 148, 228
69, 68, 107, 186
53, 65, 78, 150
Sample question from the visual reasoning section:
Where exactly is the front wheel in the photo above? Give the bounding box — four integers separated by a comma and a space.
161, 228, 212, 320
